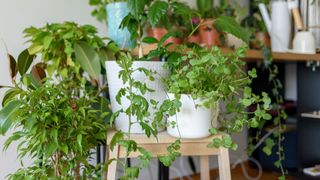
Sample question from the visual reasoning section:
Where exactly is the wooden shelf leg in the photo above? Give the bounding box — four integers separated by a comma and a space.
200, 156, 210, 180
218, 147, 231, 180
105, 145, 119, 180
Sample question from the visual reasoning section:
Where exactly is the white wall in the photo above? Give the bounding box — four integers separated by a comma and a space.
0, 0, 250, 179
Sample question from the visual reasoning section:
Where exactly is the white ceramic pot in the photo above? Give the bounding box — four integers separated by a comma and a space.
105, 61, 169, 133
292, 31, 316, 54
167, 94, 219, 139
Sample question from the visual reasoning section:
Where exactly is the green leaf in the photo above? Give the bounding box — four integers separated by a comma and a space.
110, 131, 124, 151
77, 134, 82, 149
215, 16, 250, 43
17, 49, 35, 75
147, 1, 169, 27
74, 41, 101, 80
2, 88, 21, 107
128, 0, 149, 17
125, 167, 139, 178
158, 31, 174, 47
23, 74, 41, 89
142, 36, 159, 44
0, 100, 21, 135
28, 44, 43, 55
8, 54, 18, 80
46, 142, 58, 157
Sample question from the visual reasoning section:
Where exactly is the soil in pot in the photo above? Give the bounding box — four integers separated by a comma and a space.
106, 61, 169, 133
147, 28, 182, 45
199, 19, 220, 46
167, 94, 219, 139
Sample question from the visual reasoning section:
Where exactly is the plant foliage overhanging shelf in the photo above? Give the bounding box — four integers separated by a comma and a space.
132, 44, 320, 62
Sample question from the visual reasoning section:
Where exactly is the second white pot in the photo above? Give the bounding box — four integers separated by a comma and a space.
167, 94, 219, 139
106, 61, 169, 133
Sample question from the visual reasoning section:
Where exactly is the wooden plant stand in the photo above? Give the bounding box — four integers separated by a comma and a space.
105, 129, 231, 180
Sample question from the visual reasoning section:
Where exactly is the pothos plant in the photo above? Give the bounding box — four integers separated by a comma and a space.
0, 22, 113, 179
246, 45, 288, 180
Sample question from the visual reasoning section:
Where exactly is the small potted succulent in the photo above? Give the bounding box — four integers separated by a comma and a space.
89, 0, 134, 48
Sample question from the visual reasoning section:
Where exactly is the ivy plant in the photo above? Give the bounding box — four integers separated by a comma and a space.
0, 22, 112, 179
160, 45, 273, 149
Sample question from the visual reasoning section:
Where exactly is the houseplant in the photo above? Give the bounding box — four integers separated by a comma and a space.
104, 0, 194, 133
196, 0, 221, 46
161, 45, 273, 140
89, 0, 133, 48
241, 12, 270, 49
146, 0, 194, 45
0, 22, 111, 179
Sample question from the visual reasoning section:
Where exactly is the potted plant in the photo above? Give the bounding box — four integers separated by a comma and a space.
102, 0, 193, 133
146, 1, 194, 45
158, 45, 272, 146
241, 12, 271, 49
0, 22, 111, 178
196, 0, 222, 46
89, 0, 134, 48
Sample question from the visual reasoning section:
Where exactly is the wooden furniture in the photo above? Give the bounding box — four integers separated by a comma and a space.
105, 129, 231, 180
131, 44, 320, 62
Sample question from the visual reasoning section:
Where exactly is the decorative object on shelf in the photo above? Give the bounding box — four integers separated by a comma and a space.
290, 6, 316, 54
89, 0, 133, 48
106, 2, 133, 48
0, 22, 111, 179
258, 1, 292, 52
301, 0, 320, 50
291, 31, 316, 54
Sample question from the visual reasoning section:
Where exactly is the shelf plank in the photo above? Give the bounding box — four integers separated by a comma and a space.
131, 44, 320, 62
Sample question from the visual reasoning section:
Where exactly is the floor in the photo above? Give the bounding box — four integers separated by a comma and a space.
174, 162, 298, 180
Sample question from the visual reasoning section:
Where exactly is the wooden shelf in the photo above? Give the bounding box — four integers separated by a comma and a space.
132, 44, 320, 62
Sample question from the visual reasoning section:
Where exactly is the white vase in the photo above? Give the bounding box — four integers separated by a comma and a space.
105, 61, 169, 133
167, 94, 219, 139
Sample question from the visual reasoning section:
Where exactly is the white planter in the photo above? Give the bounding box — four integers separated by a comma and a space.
105, 61, 169, 133
167, 94, 219, 139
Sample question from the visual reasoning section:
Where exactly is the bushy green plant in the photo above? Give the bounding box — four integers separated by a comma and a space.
162, 45, 272, 148
0, 22, 112, 179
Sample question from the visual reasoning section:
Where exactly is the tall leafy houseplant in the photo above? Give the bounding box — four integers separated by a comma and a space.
0, 22, 112, 179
